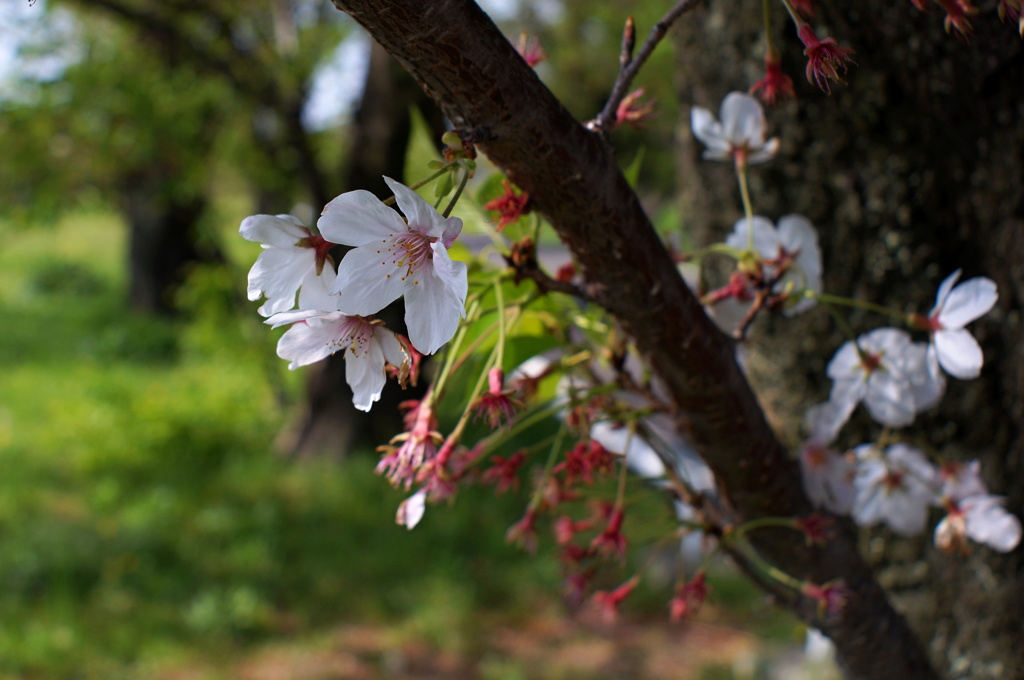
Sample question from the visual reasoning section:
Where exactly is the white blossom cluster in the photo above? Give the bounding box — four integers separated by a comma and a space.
691, 92, 1020, 554
801, 271, 1019, 553
240, 177, 468, 411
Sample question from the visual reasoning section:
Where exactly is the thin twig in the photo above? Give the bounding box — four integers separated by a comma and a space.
589, 0, 704, 134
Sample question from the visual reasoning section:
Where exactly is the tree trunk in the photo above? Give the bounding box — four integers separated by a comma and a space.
122, 173, 214, 316
674, 2, 1023, 677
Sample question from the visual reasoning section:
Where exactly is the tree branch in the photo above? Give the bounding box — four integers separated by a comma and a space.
327, 2, 939, 679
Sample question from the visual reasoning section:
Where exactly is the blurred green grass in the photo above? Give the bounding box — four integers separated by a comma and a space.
0, 211, 569, 678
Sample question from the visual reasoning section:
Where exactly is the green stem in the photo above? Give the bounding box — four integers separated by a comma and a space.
761, 0, 777, 57
777, 0, 807, 27
735, 163, 756, 254
529, 426, 568, 511
381, 162, 459, 207
431, 298, 480, 398
442, 165, 472, 218
813, 292, 909, 322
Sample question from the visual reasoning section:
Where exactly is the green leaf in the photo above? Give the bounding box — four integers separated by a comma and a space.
623, 147, 646, 188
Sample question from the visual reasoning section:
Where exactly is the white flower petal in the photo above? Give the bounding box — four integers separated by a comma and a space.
249, 247, 316, 316
746, 137, 780, 165
396, 489, 428, 529
804, 401, 847, 446
826, 341, 862, 381
690, 106, 728, 152
345, 333, 388, 411
938, 276, 997, 329
296, 266, 342, 313
240, 214, 308, 248
930, 269, 962, 315
864, 370, 916, 428
902, 342, 946, 412
331, 245, 407, 315
317, 189, 408, 247
720, 91, 766, 147
378, 329, 408, 369
725, 216, 780, 257
276, 320, 341, 369
964, 497, 1022, 552
404, 256, 467, 355
385, 176, 448, 239
265, 309, 328, 328
935, 328, 984, 379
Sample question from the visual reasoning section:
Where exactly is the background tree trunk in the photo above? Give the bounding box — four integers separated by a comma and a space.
674, 2, 1024, 677
122, 174, 215, 315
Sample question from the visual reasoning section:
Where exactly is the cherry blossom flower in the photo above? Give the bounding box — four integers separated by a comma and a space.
690, 92, 780, 166
934, 461, 1022, 553
483, 180, 530, 231
725, 214, 822, 316
912, 269, 998, 380
318, 177, 468, 355
852, 443, 938, 535
935, 495, 1022, 554
750, 53, 795, 106
240, 214, 337, 316
266, 310, 407, 412
796, 25, 855, 94
799, 402, 856, 513
826, 328, 943, 429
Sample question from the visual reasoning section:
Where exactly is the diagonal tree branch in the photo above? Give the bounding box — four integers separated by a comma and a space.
328, 2, 939, 679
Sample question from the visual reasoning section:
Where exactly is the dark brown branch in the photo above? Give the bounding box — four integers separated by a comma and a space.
590, 0, 703, 133
327, 2, 939, 679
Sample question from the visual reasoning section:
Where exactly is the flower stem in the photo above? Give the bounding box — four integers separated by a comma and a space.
761, 0, 778, 58
812, 292, 908, 321
529, 425, 568, 511
442, 165, 472, 218
777, 0, 807, 27
735, 163, 756, 253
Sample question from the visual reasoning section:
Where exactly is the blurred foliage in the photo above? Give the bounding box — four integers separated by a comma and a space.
0, 209, 571, 678
0, 0, 351, 228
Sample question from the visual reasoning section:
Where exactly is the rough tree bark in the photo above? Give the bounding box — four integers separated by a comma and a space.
674, 2, 1024, 678
326, 2, 952, 679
